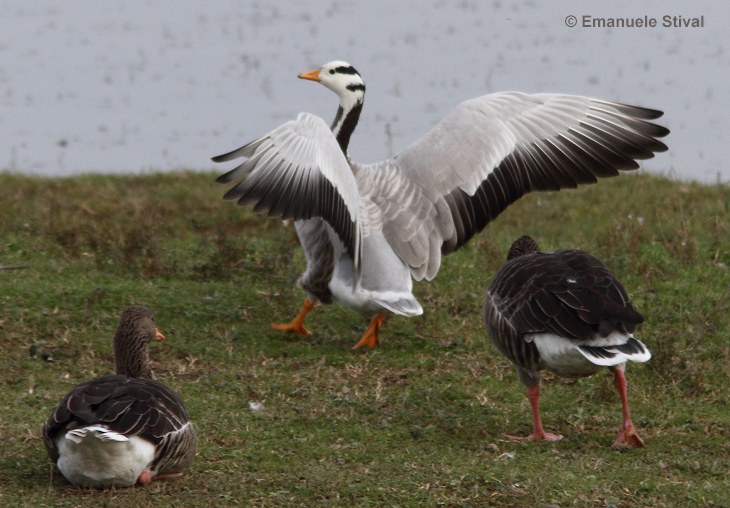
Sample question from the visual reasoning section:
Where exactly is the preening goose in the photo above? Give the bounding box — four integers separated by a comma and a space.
213, 60, 669, 349
43, 305, 197, 487
483, 236, 650, 446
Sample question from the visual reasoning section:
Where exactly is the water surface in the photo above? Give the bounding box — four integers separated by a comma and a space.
1, 0, 726, 182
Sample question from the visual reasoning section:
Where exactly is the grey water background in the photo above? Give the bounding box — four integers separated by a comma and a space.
1, 0, 727, 182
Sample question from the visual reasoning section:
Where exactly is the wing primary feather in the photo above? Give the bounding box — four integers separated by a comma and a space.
212, 136, 267, 164
574, 124, 643, 170
216, 146, 269, 185
535, 138, 596, 185
584, 113, 667, 155
589, 99, 665, 120
588, 104, 670, 139
557, 131, 618, 178
251, 159, 289, 215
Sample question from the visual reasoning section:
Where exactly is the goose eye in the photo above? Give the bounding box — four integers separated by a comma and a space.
329, 69, 335, 75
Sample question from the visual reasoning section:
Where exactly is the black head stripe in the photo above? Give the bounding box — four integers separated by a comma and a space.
335, 65, 360, 75
347, 83, 366, 92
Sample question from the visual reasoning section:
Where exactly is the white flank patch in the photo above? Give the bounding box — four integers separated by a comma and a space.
56, 427, 155, 488
529, 331, 650, 375
529, 333, 601, 377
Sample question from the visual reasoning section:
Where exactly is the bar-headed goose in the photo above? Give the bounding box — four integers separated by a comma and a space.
43, 305, 197, 487
484, 236, 650, 446
213, 60, 668, 349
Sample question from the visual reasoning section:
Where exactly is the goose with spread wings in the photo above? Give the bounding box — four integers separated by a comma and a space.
213, 61, 668, 349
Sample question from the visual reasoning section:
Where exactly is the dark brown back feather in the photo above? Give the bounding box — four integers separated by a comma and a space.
484, 238, 643, 375
43, 375, 193, 467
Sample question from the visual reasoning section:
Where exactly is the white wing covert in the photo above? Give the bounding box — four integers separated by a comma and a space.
354, 160, 449, 281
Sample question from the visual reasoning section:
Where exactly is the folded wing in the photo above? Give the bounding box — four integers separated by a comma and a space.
43, 375, 194, 468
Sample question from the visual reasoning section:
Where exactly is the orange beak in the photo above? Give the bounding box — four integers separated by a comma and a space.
154, 328, 166, 342
298, 68, 321, 82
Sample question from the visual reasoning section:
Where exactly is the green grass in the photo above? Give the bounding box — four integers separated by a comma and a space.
0, 171, 728, 507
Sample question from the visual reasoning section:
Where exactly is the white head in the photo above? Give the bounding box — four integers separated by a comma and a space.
298, 61, 366, 153
298, 60, 365, 107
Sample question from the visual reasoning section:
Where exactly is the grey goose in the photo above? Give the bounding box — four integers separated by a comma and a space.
43, 305, 197, 487
484, 236, 650, 446
213, 60, 668, 349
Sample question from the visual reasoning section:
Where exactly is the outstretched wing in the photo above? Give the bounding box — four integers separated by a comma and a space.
214, 113, 361, 265
358, 92, 668, 280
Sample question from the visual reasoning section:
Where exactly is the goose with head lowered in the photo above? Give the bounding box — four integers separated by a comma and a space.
483, 236, 650, 446
43, 305, 197, 487
213, 60, 668, 349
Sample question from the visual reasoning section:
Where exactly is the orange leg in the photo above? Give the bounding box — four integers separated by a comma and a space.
351, 313, 387, 350
611, 366, 645, 448
505, 384, 564, 442
271, 299, 315, 336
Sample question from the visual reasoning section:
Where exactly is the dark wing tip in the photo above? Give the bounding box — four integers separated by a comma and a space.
632, 106, 665, 121
653, 125, 671, 140
211, 149, 242, 164
639, 122, 670, 145
215, 171, 234, 184
638, 122, 670, 145
594, 100, 666, 120
651, 138, 669, 153
212, 143, 254, 164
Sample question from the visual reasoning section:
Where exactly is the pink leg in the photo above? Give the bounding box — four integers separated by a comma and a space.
505, 384, 564, 442
612, 366, 645, 448
137, 469, 184, 485
138, 469, 153, 485
154, 472, 184, 480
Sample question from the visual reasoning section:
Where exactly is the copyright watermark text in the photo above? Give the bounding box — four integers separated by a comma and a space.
565, 14, 704, 29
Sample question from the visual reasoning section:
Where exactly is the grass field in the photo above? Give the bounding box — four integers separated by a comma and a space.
0, 171, 728, 507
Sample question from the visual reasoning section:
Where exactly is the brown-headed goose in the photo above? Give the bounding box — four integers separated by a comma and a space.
214, 60, 668, 349
483, 236, 650, 446
43, 305, 197, 487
